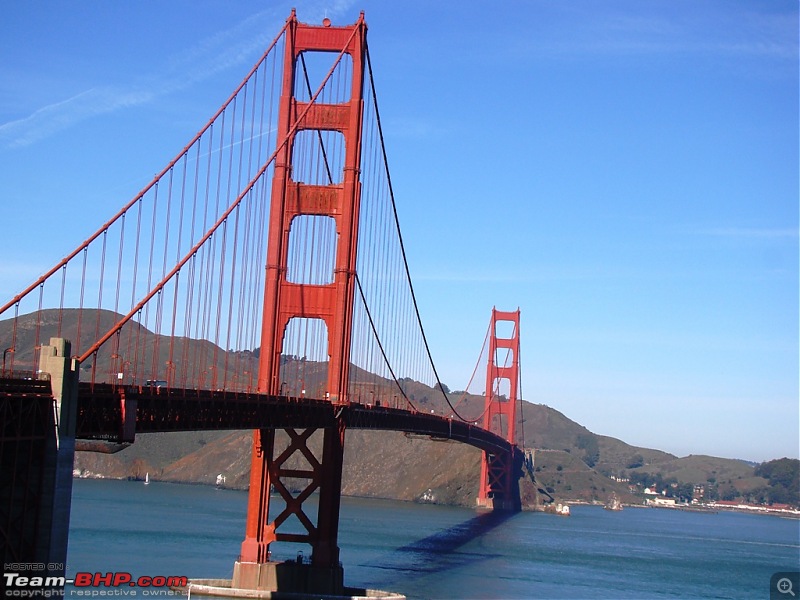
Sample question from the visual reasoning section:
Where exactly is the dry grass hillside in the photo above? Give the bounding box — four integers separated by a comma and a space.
4, 309, 769, 507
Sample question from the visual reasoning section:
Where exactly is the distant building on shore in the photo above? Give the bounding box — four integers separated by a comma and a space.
710, 500, 800, 515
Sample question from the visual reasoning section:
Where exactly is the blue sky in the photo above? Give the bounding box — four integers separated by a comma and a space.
0, 1, 797, 462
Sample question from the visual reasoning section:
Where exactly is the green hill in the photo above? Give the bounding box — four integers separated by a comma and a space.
75, 393, 784, 508
3, 309, 792, 508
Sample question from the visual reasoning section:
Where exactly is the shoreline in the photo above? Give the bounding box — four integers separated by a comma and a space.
73, 472, 800, 518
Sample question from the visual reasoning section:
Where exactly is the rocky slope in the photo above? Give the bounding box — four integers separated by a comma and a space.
73, 398, 765, 508
3, 309, 764, 507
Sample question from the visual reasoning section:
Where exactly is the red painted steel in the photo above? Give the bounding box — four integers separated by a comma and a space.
240, 10, 367, 571
478, 308, 521, 509
69, 381, 521, 458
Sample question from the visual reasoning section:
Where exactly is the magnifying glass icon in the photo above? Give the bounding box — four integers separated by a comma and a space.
778, 577, 796, 597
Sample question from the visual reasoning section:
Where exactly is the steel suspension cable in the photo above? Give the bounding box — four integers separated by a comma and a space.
364, 42, 475, 423
353, 274, 420, 412
518, 335, 526, 449
0, 20, 292, 319
450, 319, 492, 412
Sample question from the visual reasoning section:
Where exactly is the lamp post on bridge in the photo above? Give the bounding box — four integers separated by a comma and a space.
3, 346, 15, 375
111, 353, 124, 387
165, 361, 175, 389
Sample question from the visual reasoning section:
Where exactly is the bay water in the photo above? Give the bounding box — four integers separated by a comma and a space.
66, 479, 799, 599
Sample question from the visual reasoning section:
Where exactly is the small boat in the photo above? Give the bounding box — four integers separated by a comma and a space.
144, 472, 150, 485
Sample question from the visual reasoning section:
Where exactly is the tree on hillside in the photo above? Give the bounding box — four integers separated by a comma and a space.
743, 486, 770, 505
704, 484, 719, 501
674, 482, 694, 503
719, 484, 738, 501
755, 458, 800, 506
627, 454, 644, 469
576, 433, 600, 468
629, 471, 659, 489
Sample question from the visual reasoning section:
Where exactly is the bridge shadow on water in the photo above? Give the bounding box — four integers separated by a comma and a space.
361, 509, 518, 585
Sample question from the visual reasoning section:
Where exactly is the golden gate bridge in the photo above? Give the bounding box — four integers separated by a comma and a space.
0, 11, 532, 597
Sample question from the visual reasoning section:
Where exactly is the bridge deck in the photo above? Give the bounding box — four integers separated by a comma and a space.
67, 382, 520, 458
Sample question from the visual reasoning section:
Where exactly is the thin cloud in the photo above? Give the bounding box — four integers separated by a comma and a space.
0, 87, 154, 148
697, 227, 799, 239
413, 264, 639, 283
512, 4, 797, 66
0, 11, 277, 149
160, 9, 282, 93
0, 3, 361, 149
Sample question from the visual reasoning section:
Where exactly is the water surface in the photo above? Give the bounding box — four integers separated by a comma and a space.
67, 479, 800, 599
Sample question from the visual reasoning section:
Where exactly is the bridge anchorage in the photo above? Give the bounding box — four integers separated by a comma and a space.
0, 10, 532, 600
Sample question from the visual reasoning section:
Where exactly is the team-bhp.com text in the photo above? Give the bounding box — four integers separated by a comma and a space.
4, 572, 188, 597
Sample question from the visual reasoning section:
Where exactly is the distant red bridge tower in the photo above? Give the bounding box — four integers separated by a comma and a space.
477, 308, 522, 511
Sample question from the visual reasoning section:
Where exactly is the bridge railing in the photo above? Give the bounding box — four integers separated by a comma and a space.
72, 382, 521, 461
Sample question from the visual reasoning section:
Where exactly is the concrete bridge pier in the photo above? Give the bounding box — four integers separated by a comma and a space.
1, 338, 79, 584
37, 338, 80, 580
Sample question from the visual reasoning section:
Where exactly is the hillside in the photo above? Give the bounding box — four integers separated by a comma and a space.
74, 396, 771, 508
631, 454, 754, 484
2, 308, 782, 507
75, 429, 484, 506
72, 381, 785, 507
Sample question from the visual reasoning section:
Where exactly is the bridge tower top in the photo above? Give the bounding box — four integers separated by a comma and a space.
257, 9, 367, 403
483, 308, 520, 443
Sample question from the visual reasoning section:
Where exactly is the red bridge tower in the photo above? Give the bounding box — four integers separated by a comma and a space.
233, 11, 366, 595
477, 308, 522, 511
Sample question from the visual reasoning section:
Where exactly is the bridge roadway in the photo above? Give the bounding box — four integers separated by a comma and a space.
73, 382, 521, 459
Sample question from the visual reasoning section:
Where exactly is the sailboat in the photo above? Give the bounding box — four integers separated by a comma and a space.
144, 472, 150, 485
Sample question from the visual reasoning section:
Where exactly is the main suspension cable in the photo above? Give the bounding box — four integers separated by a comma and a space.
450, 319, 491, 412
364, 42, 475, 423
